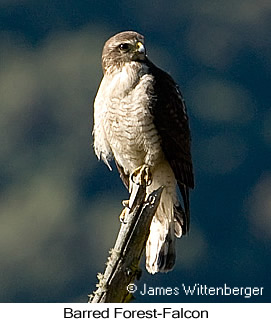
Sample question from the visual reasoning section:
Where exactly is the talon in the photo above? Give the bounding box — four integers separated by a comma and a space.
122, 199, 129, 208
119, 207, 129, 223
119, 209, 127, 223
130, 165, 152, 186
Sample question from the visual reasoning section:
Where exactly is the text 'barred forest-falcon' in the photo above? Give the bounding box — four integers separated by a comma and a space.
93, 31, 194, 274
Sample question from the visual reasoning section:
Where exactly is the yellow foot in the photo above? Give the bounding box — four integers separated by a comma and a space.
130, 165, 152, 186
119, 200, 130, 223
122, 200, 129, 208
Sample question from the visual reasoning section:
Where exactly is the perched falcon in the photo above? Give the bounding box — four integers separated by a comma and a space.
93, 31, 194, 274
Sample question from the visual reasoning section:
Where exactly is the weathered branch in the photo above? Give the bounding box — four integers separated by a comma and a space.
88, 183, 163, 303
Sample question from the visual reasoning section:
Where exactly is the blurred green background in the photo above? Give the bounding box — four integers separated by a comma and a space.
0, 0, 270, 302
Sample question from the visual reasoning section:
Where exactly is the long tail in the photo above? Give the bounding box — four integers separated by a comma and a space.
145, 188, 177, 274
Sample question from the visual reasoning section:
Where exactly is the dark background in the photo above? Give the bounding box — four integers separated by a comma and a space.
0, 0, 270, 303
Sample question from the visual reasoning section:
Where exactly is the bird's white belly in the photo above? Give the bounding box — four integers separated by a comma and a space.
96, 63, 163, 175
105, 95, 159, 173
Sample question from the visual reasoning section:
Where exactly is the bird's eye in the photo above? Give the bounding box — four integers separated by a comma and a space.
118, 43, 130, 51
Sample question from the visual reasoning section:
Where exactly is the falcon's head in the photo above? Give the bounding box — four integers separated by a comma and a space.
101, 31, 146, 73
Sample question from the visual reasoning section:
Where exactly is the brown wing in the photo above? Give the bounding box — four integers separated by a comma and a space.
147, 59, 194, 233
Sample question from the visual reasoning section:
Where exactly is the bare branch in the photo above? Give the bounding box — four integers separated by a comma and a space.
89, 184, 163, 303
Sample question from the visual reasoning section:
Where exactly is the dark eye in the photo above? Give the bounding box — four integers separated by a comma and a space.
118, 43, 130, 51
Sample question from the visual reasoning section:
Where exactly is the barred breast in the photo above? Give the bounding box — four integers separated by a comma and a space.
103, 63, 163, 175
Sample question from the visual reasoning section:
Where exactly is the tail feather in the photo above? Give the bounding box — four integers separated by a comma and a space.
146, 218, 176, 274
157, 229, 176, 271
144, 161, 189, 274
145, 188, 176, 274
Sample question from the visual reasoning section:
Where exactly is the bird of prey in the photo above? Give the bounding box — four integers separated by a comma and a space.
93, 31, 194, 274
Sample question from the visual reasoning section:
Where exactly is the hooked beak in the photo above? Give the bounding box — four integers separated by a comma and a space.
136, 41, 145, 54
